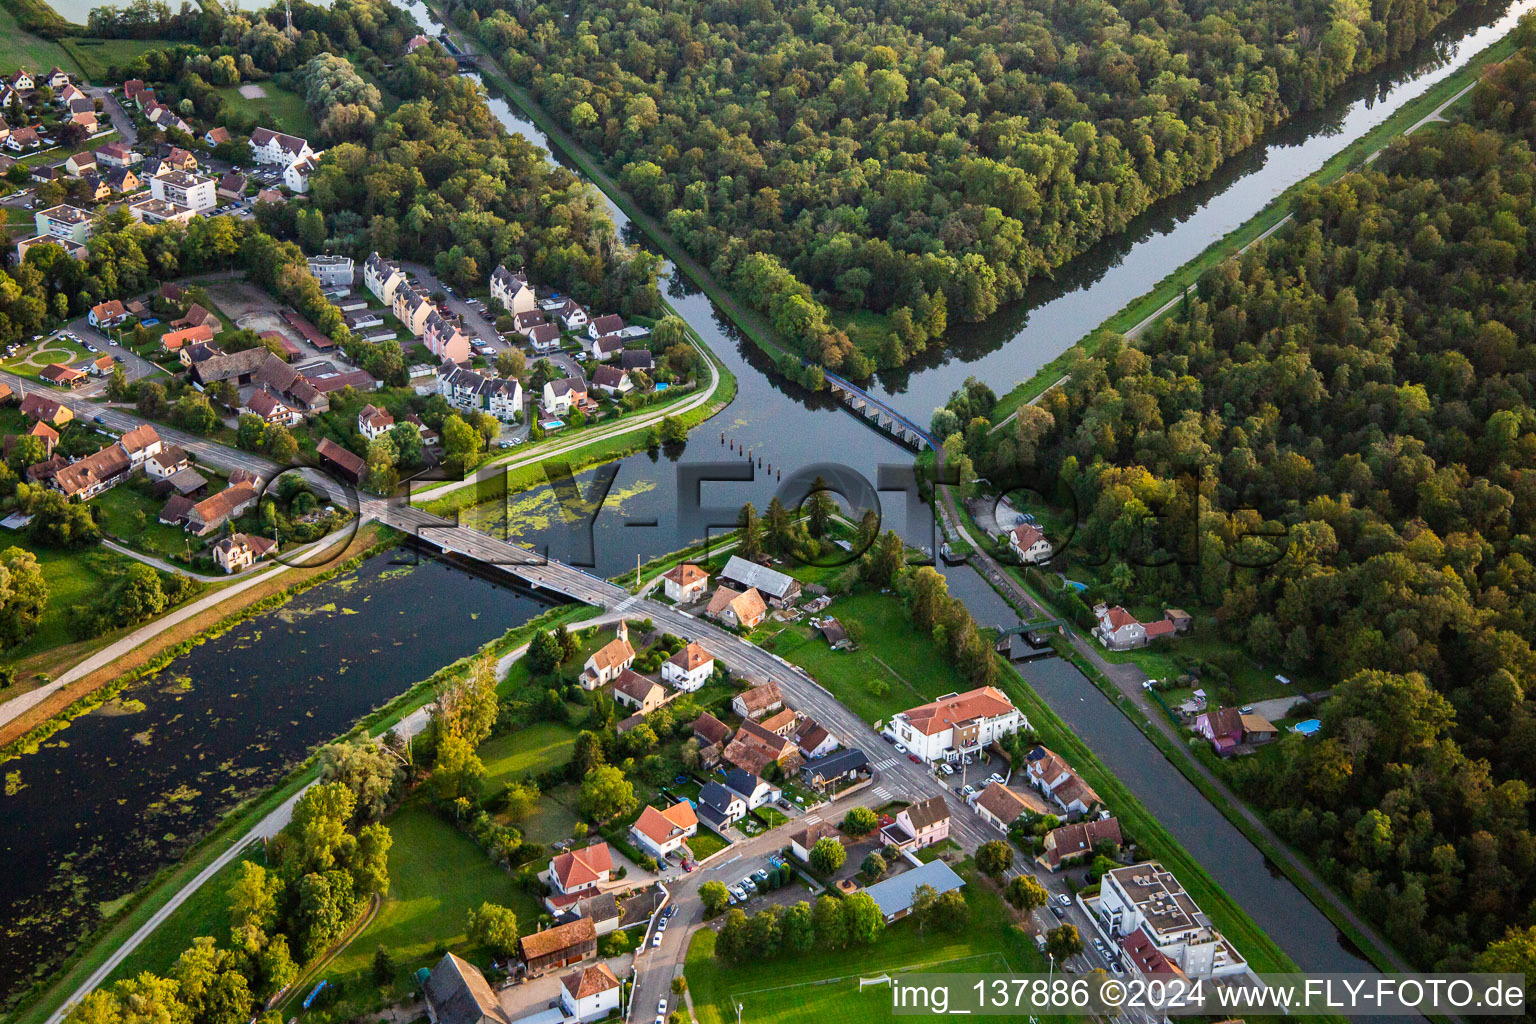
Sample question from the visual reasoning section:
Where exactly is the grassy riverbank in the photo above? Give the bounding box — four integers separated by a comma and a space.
8, 600, 593, 1024
986, 28, 1518, 426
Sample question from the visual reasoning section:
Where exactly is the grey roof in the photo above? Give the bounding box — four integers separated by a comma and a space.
862, 859, 965, 920
422, 953, 511, 1024
803, 748, 867, 779
723, 767, 767, 799
698, 781, 738, 815
721, 555, 798, 599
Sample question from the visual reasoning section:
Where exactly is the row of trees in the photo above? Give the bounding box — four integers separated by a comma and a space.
970, 18, 1536, 971
452, 0, 1466, 373
713, 891, 893, 962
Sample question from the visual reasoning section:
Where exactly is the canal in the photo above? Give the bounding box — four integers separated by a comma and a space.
11, 0, 1525, 1004
0, 552, 561, 1004
397, 0, 1536, 987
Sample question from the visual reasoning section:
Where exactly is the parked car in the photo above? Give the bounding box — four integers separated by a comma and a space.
939, 763, 954, 775
1240, 705, 1254, 714
1056, 894, 1071, 906
894, 743, 907, 754
1051, 906, 1065, 920
962, 784, 975, 797
658, 999, 667, 1016
907, 754, 921, 764
651, 933, 661, 948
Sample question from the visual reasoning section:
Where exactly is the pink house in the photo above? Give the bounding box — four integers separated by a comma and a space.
880, 795, 950, 852
1194, 707, 1245, 756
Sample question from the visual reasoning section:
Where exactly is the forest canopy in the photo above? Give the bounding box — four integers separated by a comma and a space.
449, 0, 1468, 373
953, 16, 1536, 969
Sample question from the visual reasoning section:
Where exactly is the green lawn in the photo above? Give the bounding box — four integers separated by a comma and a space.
60, 37, 176, 82
477, 720, 580, 792
687, 825, 729, 861
685, 866, 1067, 1024
0, 8, 76, 71
1, 334, 93, 374
91, 482, 207, 563
518, 784, 581, 845
0, 541, 143, 665
315, 801, 541, 1015
758, 590, 970, 726
104, 848, 258, 983
214, 83, 315, 138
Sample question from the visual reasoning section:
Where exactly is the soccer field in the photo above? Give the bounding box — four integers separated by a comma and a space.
728, 953, 1017, 1024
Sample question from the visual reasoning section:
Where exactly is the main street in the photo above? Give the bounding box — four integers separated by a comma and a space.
10, 374, 1114, 1022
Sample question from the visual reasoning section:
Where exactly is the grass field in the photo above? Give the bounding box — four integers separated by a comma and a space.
757, 590, 970, 726
316, 801, 542, 1009
0, 8, 75, 71
685, 866, 1070, 1024
687, 825, 729, 861
59, 37, 175, 81
0, 541, 144, 665
91, 483, 206, 563
477, 720, 579, 792
104, 848, 257, 983
215, 83, 315, 138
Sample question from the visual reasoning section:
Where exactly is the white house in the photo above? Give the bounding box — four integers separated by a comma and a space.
435, 362, 523, 422
307, 254, 354, 290
541, 377, 586, 416
586, 313, 625, 340
588, 364, 632, 397
283, 153, 321, 194
1089, 862, 1249, 979
580, 621, 634, 689
629, 800, 698, 860
490, 264, 536, 314
559, 963, 621, 1022
1007, 522, 1052, 563
363, 252, 405, 306
149, 170, 217, 214
249, 127, 315, 167
117, 424, 163, 467
358, 403, 393, 441
788, 821, 841, 864
555, 298, 588, 331
883, 685, 1025, 764
791, 718, 839, 759
1094, 604, 1177, 650
547, 842, 612, 897
1025, 746, 1102, 816
661, 641, 714, 692
723, 768, 780, 810
661, 563, 709, 602
695, 781, 747, 830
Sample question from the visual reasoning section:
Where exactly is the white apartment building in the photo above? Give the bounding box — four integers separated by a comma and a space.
883, 685, 1025, 764
1089, 862, 1249, 980
150, 171, 217, 214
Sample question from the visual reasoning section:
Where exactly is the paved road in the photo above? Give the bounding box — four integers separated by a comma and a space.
930, 458, 1416, 976
11, 377, 1120, 1017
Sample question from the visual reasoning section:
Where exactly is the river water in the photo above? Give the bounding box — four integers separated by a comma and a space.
0, 553, 560, 1004
10, 0, 1522, 1001
397, 0, 1536, 987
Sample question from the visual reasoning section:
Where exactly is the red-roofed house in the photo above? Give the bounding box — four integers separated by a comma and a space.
1007, 522, 1052, 563
661, 562, 709, 603
629, 800, 698, 859
548, 843, 613, 897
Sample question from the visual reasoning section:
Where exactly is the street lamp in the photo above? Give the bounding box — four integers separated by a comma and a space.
734, 1001, 743, 1024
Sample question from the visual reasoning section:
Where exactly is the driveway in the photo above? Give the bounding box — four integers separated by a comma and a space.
401, 261, 505, 352
85, 86, 136, 143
